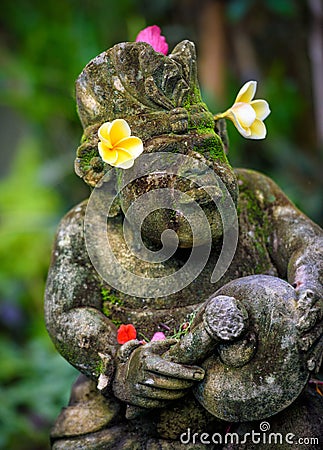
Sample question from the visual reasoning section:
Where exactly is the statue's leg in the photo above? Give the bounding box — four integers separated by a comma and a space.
50, 374, 140, 449
50, 374, 220, 449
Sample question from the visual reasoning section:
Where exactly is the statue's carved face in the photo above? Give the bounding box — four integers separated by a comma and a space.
75, 40, 238, 248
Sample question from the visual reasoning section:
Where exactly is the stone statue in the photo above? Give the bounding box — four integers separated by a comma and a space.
45, 34, 322, 449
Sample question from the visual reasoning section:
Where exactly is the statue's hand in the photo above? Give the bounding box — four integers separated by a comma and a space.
112, 338, 205, 409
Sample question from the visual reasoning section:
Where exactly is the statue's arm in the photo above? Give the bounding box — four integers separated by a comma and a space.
264, 177, 322, 297
236, 168, 322, 289
236, 169, 322, 349
44, 200, 118, 382
266, 175, 323, 352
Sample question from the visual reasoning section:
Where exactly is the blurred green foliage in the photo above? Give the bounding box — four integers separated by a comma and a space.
0, 336, 76, 450
0, 1, 322, 449
0, 136, 78, 449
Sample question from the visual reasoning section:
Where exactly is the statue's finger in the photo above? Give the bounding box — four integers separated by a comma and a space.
144, 355, 204, 380
139, 373, 194, 390
147, 338, 179, 355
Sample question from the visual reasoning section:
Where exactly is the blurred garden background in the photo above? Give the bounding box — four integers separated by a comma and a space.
0, 0, 322, 448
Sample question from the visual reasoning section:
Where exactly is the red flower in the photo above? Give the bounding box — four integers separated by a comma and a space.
117, 324, 137, 344
135, 25, 168, 55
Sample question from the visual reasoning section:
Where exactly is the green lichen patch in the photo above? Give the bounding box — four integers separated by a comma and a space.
183, 85, 203, 109
94, 359, 104, 376
101, 287, 123, 306
237, 176, 274, 274
193, 132, 228, 164
101, 286, 124, 328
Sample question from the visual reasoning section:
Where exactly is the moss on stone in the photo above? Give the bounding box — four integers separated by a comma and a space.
237, 176, 273, 274
183, 85, 203, 109
55, 340, 80, 370
102, 304, 111, 319
80, 132, 88, 144
94, 359, 104, 376
101, 288, 123, 306
193, 132, 228, 164
76, 145, 99, 172
101, 287, 124, 328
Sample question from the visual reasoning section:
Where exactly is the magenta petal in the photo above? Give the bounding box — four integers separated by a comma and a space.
151, 332, 166, 341
135, 25, 168, 55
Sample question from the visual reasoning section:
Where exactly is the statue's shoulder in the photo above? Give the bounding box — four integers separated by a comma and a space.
53, 198, 122, 257
53, 200, 89, 258
234, 168, 290, 208
57, 199, 88, 233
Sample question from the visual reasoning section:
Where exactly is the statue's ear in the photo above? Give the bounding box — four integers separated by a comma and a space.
75, 124, 104, 188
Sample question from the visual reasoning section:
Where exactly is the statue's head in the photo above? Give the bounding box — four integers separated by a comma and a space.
75, 39, 238, 247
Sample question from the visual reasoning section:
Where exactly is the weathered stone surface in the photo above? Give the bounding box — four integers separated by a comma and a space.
222, 387, 322, 450
52, 426, 141, 450
51, 375, 121, 438
45, 38, 323, 449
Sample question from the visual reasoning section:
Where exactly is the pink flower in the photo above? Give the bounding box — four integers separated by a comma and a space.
151, 332, 166, 342
135, 25, 168, 55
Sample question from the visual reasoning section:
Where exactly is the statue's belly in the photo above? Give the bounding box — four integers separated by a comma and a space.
100, 218, 278, 339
